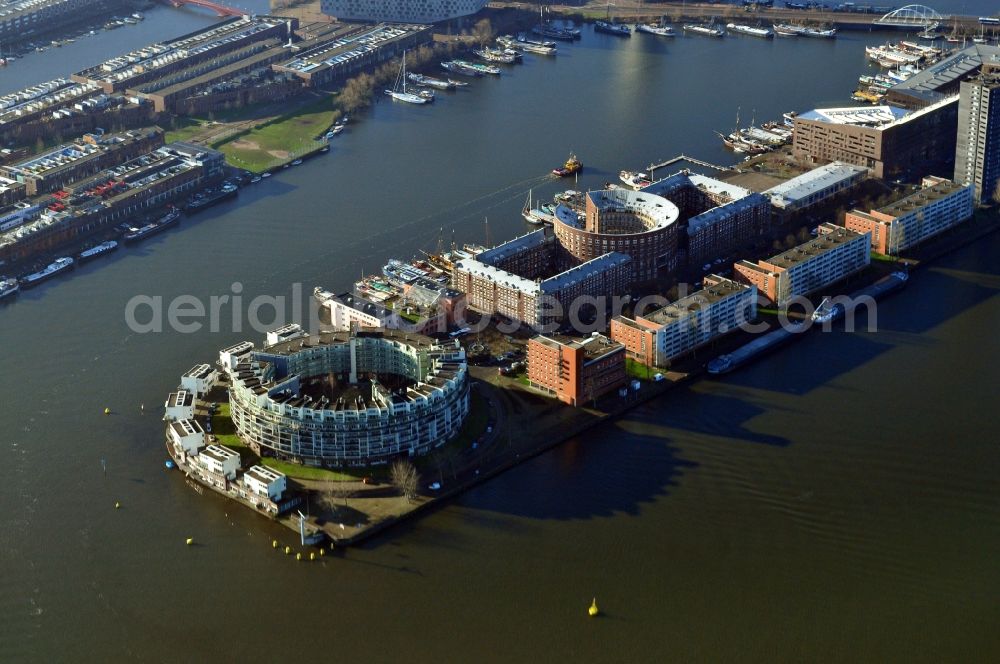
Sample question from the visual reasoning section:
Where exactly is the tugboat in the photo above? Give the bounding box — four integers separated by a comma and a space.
0, 276, 19, 301
552, 153, 582, 177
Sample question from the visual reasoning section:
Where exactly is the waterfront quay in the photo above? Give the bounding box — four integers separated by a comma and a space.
495, 0, 992, 33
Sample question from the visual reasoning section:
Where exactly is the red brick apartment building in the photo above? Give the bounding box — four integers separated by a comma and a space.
527, 333, 626, 406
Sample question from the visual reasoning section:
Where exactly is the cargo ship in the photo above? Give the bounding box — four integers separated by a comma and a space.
77, 240, 119, 263
20, 257, 74, 288
707, 322, 804, 374
552, 153, 582, 177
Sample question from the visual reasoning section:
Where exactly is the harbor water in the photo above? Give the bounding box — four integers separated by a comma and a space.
1, 3, 999, 660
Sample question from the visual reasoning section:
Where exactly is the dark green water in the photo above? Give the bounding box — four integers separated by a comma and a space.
1, 6, 999, 661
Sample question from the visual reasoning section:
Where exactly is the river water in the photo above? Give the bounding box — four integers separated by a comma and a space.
1, 2, 999, 661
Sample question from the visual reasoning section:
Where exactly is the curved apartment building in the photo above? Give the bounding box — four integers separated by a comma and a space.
228, 329, 469, 466
553, 188, 681, 280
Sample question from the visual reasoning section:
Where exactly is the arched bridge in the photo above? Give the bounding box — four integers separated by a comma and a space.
160, 0, 246, 17
874, 5, 946, 29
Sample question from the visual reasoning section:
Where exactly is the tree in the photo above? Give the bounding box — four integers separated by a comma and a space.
390, 459, 420, 502
319, 482, 354, 518
472, 18, 494, 44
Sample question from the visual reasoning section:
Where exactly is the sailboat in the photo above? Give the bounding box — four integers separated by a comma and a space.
385, 51, 433, 104
521, 189, 556, 224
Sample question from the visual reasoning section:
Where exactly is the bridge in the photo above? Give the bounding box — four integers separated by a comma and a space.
159, 0, 246, 18
873, 5, 946, 29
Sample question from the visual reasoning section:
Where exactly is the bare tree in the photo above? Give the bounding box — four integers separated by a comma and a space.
390, 459, 420, 502
472, 18, 494, 45
319, 482, 354, 518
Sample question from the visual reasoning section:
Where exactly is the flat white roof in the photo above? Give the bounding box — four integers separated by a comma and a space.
765, 162, 867, 203
688, 173, 751, 202
797, 105, 906, 126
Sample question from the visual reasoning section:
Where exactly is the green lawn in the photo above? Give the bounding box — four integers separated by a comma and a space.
164, 117, 208, 145
259, 458, 363, 482
871, 252, 898, 263
626, 358, 653, 381
214, 94, 339, 172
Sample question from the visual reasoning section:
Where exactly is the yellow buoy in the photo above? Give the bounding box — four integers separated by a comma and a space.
309, 552, 316, 561
588, 598, 599, 617
103, 407, 111, 415
272, 540, 279, 549
319, 548, 325, 556
296, 552, 302, 561
186, 537, 194, 545
114, 501, 120, 509
284, 546, 291, 555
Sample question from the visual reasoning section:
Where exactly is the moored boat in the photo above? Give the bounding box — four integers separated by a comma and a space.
508, 33, 557, 54
408, 72, 454, 90
521, 189, 557, 225
452, 60, 501, 75
386, 51, 430, 104
185, 183, 237, 212
773, 23, 836, 38
77, 240, 118, 263
726, 23, 774, 38
531, 23, 576, 41
123, 208, 181, 243
20, 257, 74, 288
0, 276, 19, 300
441, 61, 482, 77
636, 22, 676, 37
595, 20, 632, 36
683, 23, 725, 37
619, 170, 652, 189
473, 47, 517, 64
707, 322, 803, 375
